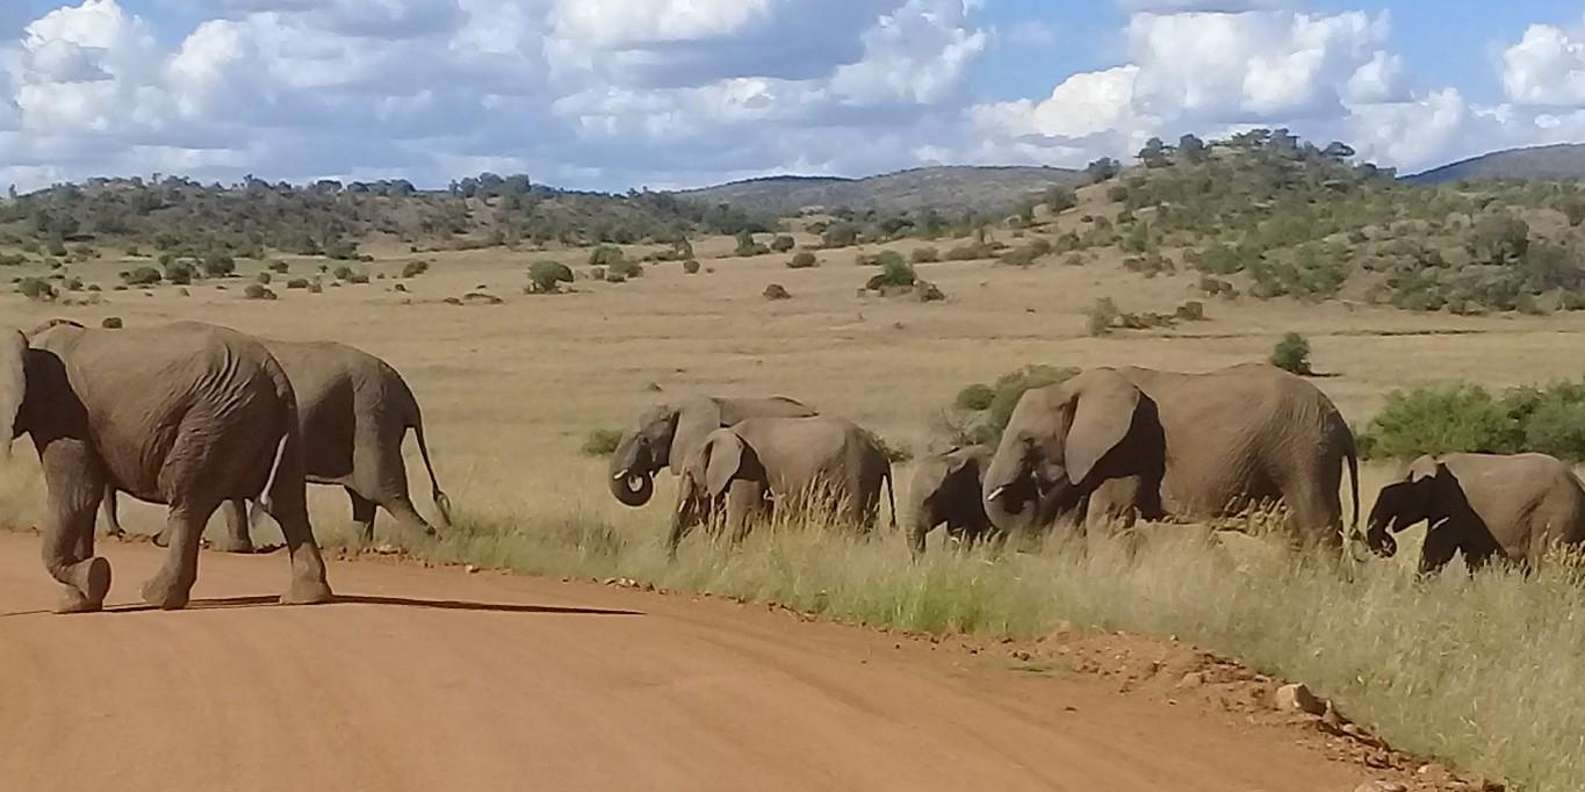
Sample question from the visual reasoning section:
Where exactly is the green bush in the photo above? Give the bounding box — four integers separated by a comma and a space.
243, 283, 277, 301
1360, 384, 1519, 459
770, 235, 796, 253
120, 266, 162, 286
267, 261, 290, 274
202, 251, 235, 277
1087, 297, 1119, 336
683, 259, 701, 274
606, 257, 643, 279
1270, 332, 1313, 375
332, 264, 354, 281
942, 365, 1079, 446
346, 271, 370, 285
580, 428, 624, 457
735, 231, 770, 257
865, 258, 916, 289
911, 247, 939, 264
286, 278, 310, 289
16, 277, 55, 301
257, 272, 272, 285
529, 260, 575, 293
163, 261, 196, 286
787, 252, 818, 269
859, 250, 907, 269
401, 260, 430, 278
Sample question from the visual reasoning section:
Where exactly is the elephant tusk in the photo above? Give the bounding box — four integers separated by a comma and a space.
677, 499, 689, 515
613, 469, 631, 481
986, 486, 1006, 502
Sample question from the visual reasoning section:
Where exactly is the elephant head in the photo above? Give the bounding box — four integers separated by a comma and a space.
0, 329, 85, 460
608, 404, 680, 507
1364, 455, 1444, 558
981, 369, 1143, 536
670, 429, 767, 545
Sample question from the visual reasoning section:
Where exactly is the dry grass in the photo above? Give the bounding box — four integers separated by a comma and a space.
6, 233, 1585, 789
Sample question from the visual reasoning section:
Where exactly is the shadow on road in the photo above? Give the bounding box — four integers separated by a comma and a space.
1, 595, 645, 618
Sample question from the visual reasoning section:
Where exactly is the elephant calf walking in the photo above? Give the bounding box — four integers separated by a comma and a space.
905, 445, 995, 557
1366, 452, 1585, 574
669, 416, 896, 556
102, 339, 450, 550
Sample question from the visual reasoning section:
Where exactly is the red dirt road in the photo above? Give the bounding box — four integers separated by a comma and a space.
0, 533, 1372, 791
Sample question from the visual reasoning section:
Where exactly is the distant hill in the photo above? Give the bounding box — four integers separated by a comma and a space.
675, 166, 1083, 215
1405, 143, 1585, 184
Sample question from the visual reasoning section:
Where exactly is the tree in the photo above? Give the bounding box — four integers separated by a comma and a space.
1138, 137, 1173, 168
1044, 186, 1077, 214
1271, 333, 1313, 376
528, 261, 574, 293
1085, 157, 1121, 183
1322, 141, 1356, 160
821, 222, 858, 248
1178, 134, 1208, 164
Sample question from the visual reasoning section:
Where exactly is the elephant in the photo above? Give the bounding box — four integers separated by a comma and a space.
668, 416, 896, 556
1365, 453, 1585, 574
905, 445, 995, 557
3, 320, 334, 612
982, 363, 1360, 548
608, 395, 817, 507
100, 338, 451, 550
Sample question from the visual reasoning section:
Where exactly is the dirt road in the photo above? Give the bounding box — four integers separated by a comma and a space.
0, 533, 1371, 791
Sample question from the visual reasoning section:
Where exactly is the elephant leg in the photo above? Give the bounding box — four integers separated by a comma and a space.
348, 489, 378, 545
1086, 478, 1143, 537
209, 499, 256, 554
100, 487, 124, 539
262, 445, 334, 606
1418, 525, 1461, 577
724, 481, 764, 545
666, 516, 695, 559
39, 441, 112, 614
379, 493, 438, 542
140, 504, 215, 610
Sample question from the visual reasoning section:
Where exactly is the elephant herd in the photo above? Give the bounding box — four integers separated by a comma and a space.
609, 363, 1585, 576
6, 317, 1584, 615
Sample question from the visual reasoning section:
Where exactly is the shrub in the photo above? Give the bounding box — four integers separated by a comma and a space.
821, 222, 858, 248
911, 247, 940, 264
162, 260, 196, 286
202, 251, 235, 277
1270, 332, 1313, 375
941, 365, 1079, 446
401, 260, 430, 278
944, 243, 994, 261
771, 235, 796, 253
606, 256, 643, 280
682, 259, 701, 274
286, 278, 310, 289
580, 428, 623, 457
859, 250, 907, 269
257, 272, 272, 285
101, 317, 123, 329
787, 252, 818, 269
16, 277, 54, 301
308, 281, 323, 294
1360, 385, 1518, 460
1087, 297, 1119, 336
763, 283, 792, 300
915, 281, 946, 302
346, 271, 370, 285
332, 264, 354, 281
735, 231, 770, 257
529, 260, 575, 293
120, 266, 162, 286
243, 283, 277, 300
268, 261, 290, 274
866, 259, 916, 290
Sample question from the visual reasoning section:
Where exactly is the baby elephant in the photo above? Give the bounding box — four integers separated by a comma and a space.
669, 416, 895, 556
906, 445, 995, 558
1366, 452, 1585, 574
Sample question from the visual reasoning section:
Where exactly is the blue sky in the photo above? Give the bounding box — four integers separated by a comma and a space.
3, 1, 1585, 191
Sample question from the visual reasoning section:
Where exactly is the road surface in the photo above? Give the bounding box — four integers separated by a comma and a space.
0, 533, 1370, 791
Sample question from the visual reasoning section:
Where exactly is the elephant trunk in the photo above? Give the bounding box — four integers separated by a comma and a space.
608, 433, 656, 508
982, 450, 1036, 536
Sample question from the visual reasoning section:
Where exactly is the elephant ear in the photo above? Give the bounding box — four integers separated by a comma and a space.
669, 399, 724, 475
1063, 371, 1142, 485
704, 432, 753, 499
0, 331, 27, 458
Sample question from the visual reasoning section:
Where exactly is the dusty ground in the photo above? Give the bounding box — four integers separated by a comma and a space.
0, 531, 1421, 792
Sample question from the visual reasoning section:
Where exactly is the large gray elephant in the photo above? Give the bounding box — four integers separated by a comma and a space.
1366, 453, 1585, 574
102, 338, 451, 550
3, 321, 333, 612
608, 395, 817, 507
905, 445, 995, 558
982, 363, 1359, 547
668, 416, 896, 555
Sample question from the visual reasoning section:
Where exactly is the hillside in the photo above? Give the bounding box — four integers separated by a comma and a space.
675, 166, 1082, 215
1406, 143, 1585, 184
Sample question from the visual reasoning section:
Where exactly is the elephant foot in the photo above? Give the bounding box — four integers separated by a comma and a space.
209, 536, 256, 555
54, 557, 112, 614
279, 578, 334, 606
140, 573, 192, 611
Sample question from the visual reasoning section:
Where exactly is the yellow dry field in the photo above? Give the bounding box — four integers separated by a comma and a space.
4, 230, 1582, 540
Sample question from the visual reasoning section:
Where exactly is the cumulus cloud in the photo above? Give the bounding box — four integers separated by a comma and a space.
1501, 22, 1585, 107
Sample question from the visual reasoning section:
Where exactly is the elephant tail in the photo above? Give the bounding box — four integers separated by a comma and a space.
1344, 430, 1361, 537
884, 465, 897, 531
410, 409, 453, 529
250, 430, 292, 527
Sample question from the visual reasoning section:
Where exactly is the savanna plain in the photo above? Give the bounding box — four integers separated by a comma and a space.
3, 186, 1585, 791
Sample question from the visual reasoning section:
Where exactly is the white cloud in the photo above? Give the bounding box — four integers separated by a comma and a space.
1501, 22, 1585, 107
